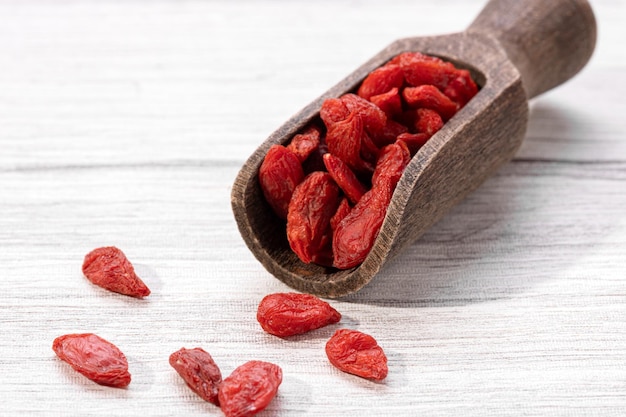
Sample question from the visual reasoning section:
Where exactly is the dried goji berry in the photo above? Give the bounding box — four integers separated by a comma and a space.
371, 141, 411, 192
218, 361, 282, 417
332, 186, 391, 269
414, 108, 444, 137
169, 347, 222, 405
443, 68, 479, 107
387, 51, 441, 67
325, 111, 374, 174
395, 52, 458, 90
323, 153, 366, 205
402, 85, 459, 121
287, 125, 321, 163
320, 97, 349, 125
340, 93, 388, 141
258, 145, 305, 220
52, 333, 131, 388
257, 292, 341, 337
325, 329, 388, 381
379, 118, 409, 146
370, 87, 403, 119
397, 132, 430, 155
330, 197, 351, 232
287, 172, 340, 264
357, 64, 404, 101
82, 246, 150, 298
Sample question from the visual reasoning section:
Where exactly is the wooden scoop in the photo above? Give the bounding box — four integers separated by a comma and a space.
231, 0, 597, 298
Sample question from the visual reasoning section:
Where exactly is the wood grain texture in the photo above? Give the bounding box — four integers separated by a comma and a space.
0, 1, 625, 416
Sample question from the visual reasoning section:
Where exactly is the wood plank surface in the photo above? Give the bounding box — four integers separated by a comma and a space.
0, 1, 624, 416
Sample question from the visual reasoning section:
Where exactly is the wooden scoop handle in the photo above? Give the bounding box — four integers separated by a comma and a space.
467, 0, 596, 99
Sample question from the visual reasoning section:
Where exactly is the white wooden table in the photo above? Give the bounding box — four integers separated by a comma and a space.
1, 1, 624, 416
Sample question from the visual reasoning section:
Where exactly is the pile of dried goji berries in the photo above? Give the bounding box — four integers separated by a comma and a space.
259, 52, 478, 269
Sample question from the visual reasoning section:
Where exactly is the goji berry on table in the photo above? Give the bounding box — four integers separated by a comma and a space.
82, 246, 150, 298
52, 333, 131, 388
287, 171, 341, 264
218, 361, 282, 417
257, 292, 341, 337
325, 329, 388, 381
169, 347, 222, 405
258, 144, 305, 220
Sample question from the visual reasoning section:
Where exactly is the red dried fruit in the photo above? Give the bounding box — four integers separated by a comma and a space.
325, 329, 388, 381
82, 246, 150, 298
330, 197, 351, 232
443, 69, 479, 107
371, 142, 411, 192
387, 51, 441, 67
414, 108, 444, 137
340, 94, 388, 140
379, 119, 409, 146
287, 125, 321, 163
357, 64, 404, 101
402, 85, 459, 121
257, 292, 341, 337
169, 347, 222, 405
52, 333, 131, 388
218, 361, 282, 417
287, 172, 340, 264
395, 52, 458, 90
397, 132, 430, 155
332, 186, 391, 269
259, 145, 305, 220
320, 97, 350, 125
323, 153, 367, 205
325, 111, 374, 174
370, 87, 403, 119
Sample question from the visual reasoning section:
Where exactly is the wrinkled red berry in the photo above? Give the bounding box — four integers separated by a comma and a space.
218, 361, 282, 417
169, 347, 222, 405
287, 172, 340, 264
53, 333, 131, 388
82, 246, 150, 298
325, 329, 388, 381
259, 145, 305, 220
257, 292, 341, 337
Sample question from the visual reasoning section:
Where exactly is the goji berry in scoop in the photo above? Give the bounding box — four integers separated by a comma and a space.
218, 361, 282, 417
287, 125, 321, 163
258, 144, 305, 220
257, 292, 341, 337
169, 347, 222, 405
82, 246, 150, 298
52, 333, 131, 388
287, 171, 341, 264
357, 63, 404, 101
325, 329, 388, 381
402, 85, 459, 121
323, 153, 367, 205
332, 186, 391, 269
